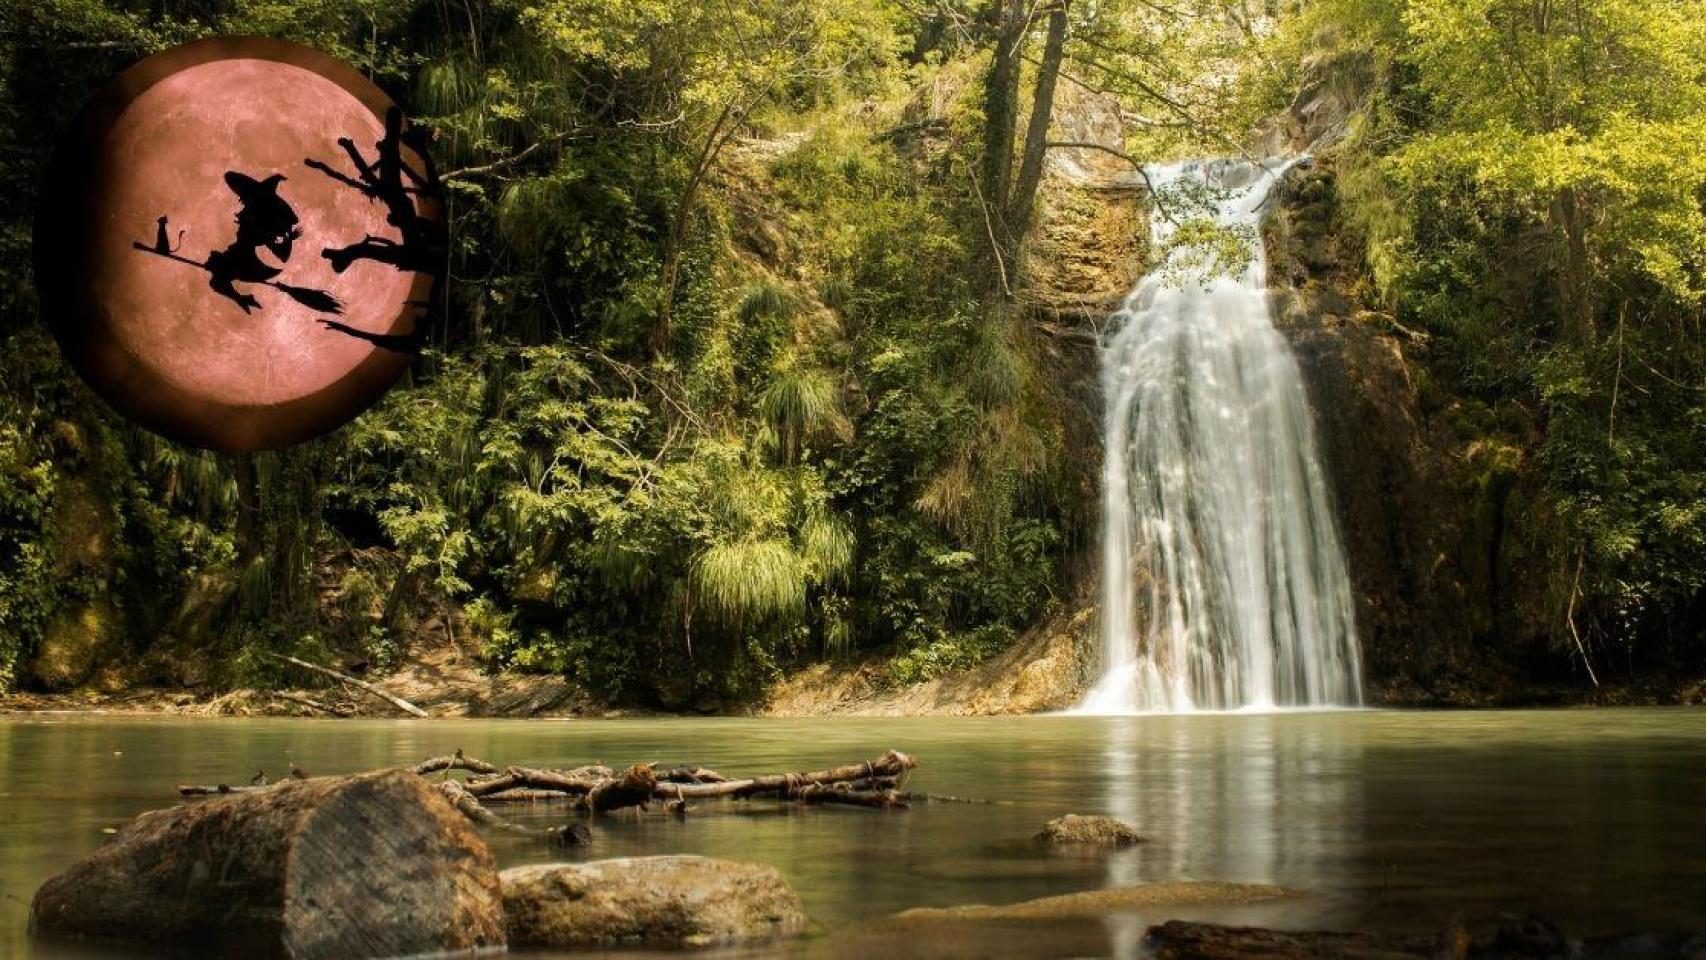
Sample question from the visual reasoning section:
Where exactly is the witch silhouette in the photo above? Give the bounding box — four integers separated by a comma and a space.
133, 170, 343, 316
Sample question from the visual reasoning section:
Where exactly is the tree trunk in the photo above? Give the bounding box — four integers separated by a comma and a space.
976, 0, 1028, 292
234, 451, 261, 563
30, 770, 506, 960
656, 102, 740, 346
1003, 0, 1070, 285
1550, 186, 1595, 345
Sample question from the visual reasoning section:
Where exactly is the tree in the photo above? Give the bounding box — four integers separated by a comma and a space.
966, 0, 1070, 296
524, 0, 902, 343
1280, 0, 1706, 676
1379, 0, 1706, 341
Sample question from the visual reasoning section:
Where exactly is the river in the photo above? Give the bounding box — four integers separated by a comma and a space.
5, 709, 1705, 958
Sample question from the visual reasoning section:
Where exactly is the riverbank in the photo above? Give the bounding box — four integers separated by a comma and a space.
5, 647, 1703, 718
4, 575, 1700, 720
0, 643, 604, 718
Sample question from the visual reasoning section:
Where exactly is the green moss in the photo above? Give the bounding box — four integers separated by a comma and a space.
28, 600, 119, 692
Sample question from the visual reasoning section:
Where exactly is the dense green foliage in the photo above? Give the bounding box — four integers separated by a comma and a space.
2, 0, 1701, 703
0, 0, 1093, 703
1272, 0, 1706, 676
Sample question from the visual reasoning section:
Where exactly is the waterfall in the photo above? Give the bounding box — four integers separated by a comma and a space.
1077, 158, 1362, 714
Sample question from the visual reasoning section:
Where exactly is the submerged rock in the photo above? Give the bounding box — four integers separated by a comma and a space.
1148, 920, 1443, 959
1037, 813, 1146, 846
895, 882, 1294, 923
501, 855, 808, 949
29, 769, 506, 959
553, 822, 593, 847
1149, 917, 1706, 960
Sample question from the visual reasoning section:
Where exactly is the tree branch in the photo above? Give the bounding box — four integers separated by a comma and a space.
1043, 140, 1175, 221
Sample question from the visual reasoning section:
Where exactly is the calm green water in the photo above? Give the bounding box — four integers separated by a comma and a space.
3, 709, 1705, 958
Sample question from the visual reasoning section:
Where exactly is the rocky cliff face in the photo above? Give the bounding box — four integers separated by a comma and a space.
1267, 163, 1476, 701
1266, 159, 1595, 705
1247, 53, 1556, 704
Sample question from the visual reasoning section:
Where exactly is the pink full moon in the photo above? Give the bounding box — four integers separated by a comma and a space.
37, 38, 436, 452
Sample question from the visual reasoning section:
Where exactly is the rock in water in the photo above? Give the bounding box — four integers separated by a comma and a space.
1147, 920, 1446, 959
501, 855, 807, 949
29, 769, 506, 959
894, 883, 1293, 922
1037, 813, 1146, 846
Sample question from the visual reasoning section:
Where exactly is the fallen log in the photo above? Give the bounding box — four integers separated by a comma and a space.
648, 749, 918, 803
463, 751, 915, 813
34, 770, 505, 959
176, 749, 937, 834
413, 751, 499, 776
465, 764, 612, 799
263, 652, 429, 718
797, 784, 908, 809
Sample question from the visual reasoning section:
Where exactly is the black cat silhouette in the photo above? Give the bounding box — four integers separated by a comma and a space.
151, 216, 182, 254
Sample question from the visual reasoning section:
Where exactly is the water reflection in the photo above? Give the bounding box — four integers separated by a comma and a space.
2, 710, 1704, 959
1097, 715, 1360, 958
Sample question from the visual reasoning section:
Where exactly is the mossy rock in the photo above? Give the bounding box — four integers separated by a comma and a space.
1037, 814, 1146, 847
29, 600, 121, 692
49, 474, 115, 577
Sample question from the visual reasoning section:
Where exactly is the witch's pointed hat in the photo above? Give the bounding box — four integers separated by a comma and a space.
223, 171, 287, 201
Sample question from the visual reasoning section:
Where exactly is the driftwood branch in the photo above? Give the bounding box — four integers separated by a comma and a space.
271, 692, 353, 717
413, 753, 499, 776
178, 750, 932, 834
263, 653, 429, 718
647, 750, 917, 804
435, 780, 547, 835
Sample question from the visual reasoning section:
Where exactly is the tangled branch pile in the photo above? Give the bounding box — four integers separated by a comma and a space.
179, 749, 922, 838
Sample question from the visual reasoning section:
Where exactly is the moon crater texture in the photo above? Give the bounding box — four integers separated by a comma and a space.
38, 39, 433, 451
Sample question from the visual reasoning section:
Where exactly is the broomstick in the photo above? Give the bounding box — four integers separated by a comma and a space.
130, 243, 345, 314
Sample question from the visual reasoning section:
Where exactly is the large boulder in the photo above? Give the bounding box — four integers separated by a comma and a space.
30, 770, 505, 959
1037, 814, 1146, 846
501, 855, 808, 949
27, 599, 120, 691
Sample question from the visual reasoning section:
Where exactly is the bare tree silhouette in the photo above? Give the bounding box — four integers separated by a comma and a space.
305, 106, 444, 353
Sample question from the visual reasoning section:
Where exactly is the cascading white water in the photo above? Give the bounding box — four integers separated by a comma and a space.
1077, 157, 1362, 714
